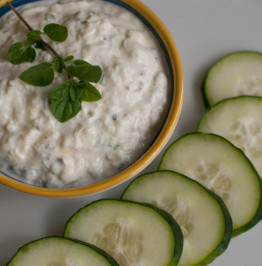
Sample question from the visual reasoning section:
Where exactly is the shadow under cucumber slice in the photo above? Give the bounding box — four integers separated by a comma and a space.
122, 170, 232, 266
64, 199, 183, 266
159, 132, 262, 236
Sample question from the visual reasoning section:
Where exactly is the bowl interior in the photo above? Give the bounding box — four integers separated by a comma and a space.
0, 0, 183, 197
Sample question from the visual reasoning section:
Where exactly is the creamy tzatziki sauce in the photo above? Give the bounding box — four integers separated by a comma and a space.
0, 0, 170, 187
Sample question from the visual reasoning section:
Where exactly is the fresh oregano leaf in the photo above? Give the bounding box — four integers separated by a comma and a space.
54, 56, 63, 73
44, 23, 68, 42
64, 55, 74, 62
69, 87, 76, 101
50, 97, 82, 122
79, 81, 102, 102
27, 30, 42, 45
66, 64, 102, 82
34, 40, 46, 50
19, 62, 54, 86
8, 42, 36, 64
6, 3, 103, 123
48, 79, 73, 99
69, 86, 84, 101
73, 59, 91, 65
49, 79, 84, 101
71, 79, 88, 89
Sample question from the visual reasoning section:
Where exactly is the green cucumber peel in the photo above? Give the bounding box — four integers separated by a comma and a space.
197, 99, 262, 235
7, 236, 119, 266
64, 198, 184, 266
160, 131, 262, 236
122, 170, 232, 265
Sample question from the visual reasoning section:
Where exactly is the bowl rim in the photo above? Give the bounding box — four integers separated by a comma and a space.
0, 0, 184, 197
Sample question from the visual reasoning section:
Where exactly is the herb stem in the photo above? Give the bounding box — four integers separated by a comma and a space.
7, 2, 33, 31
7, 2, 69, 76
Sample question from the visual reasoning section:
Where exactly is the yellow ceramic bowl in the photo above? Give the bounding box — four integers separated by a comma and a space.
0, 0, 184, 197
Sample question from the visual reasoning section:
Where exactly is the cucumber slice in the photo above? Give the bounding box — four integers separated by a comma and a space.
198, 96, 262, 184
64, 199, 183, 266
121, 170, 232, 266
203, 51, 262, 106
7, 236, 119, 266
159, 132, 262, 236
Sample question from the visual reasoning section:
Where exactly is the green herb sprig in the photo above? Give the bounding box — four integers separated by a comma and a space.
6, 2, 102, 122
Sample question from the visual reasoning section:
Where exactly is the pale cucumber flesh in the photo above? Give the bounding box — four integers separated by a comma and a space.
198, 96, 262, 183
7, 236, 119, 266
64, 199, 183, 266
203, 51, 262, 106
159, 132, 262, 235
122, 170, 232, 266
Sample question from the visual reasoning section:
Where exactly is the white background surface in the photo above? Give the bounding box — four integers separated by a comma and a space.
1, 0, 262, 265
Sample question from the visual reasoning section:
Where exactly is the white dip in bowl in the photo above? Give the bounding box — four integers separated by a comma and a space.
0, 0, 170, 188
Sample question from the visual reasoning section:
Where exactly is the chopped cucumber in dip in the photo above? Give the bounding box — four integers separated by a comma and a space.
122, 170, 232, 266
64, 199, 183, 266
159, 132, 262, 236
203, 51, 262, 106
7, 236, 119, 266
